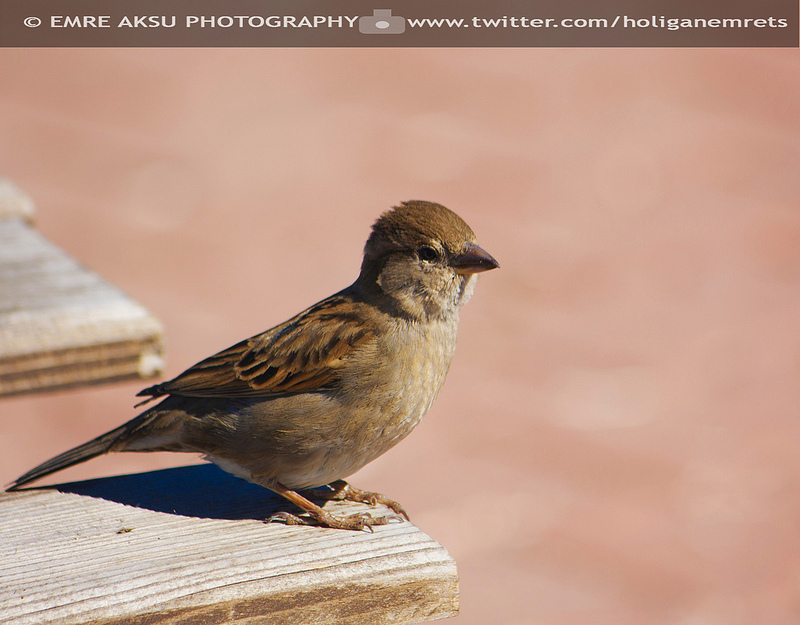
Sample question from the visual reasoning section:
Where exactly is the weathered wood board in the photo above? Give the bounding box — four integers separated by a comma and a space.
0, 178, 164, 395
0, 464, 459, 624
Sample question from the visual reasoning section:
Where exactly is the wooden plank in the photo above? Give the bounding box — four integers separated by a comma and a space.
0, 464, 459, 625
0, 180, 164, 395
0, 178, 35, 222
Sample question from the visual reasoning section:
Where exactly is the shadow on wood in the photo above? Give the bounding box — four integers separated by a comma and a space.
52, 463, 319, 521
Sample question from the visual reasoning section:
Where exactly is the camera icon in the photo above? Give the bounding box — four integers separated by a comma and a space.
359, 9, 405, 34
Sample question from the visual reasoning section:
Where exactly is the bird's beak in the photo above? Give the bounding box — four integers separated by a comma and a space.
453, 243, 500, 275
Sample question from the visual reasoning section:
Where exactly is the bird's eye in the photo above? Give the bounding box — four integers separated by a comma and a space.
418, 246, 439, 262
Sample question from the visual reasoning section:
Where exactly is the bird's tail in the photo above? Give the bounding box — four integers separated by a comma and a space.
5, 411, 156, 491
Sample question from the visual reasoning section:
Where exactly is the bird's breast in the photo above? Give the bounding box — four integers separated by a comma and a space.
333, 317, 459, 460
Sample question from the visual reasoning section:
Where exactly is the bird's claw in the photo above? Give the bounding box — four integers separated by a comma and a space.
266, 511, 312, 526
265, 509, 390, 532
338, 483, 410, 520
311, 481, 410, 521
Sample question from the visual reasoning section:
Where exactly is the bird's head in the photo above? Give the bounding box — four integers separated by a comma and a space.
358, 200, 499, 321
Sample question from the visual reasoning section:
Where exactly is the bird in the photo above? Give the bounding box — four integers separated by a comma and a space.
7, 200, 499, 530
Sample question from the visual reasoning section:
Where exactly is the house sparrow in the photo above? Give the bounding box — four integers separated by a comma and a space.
7, 200, 498, 530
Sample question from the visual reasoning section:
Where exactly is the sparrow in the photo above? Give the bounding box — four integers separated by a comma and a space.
7, 200, 499, 530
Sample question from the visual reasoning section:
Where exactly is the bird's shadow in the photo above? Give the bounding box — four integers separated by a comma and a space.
48, 464, 308, 521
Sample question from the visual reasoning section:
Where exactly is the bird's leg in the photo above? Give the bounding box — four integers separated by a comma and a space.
263, 479, 390, 531
305, 479, 410, 520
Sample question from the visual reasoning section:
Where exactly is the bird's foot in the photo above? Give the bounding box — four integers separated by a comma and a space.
311, 480, 410, 520
266, 509, 389, 532
262, 479, 404, 531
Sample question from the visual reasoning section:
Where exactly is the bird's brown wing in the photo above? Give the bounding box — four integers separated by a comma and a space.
136, 292, 377, 403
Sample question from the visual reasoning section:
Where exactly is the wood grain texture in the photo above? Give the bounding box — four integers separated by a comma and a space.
0, 205, 164, 395
0, 464, 459, 625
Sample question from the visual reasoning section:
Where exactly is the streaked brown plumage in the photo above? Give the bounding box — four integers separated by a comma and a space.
7, 200, 498, 530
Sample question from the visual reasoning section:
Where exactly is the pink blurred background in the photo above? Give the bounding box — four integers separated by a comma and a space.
1, 48, 799, 624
